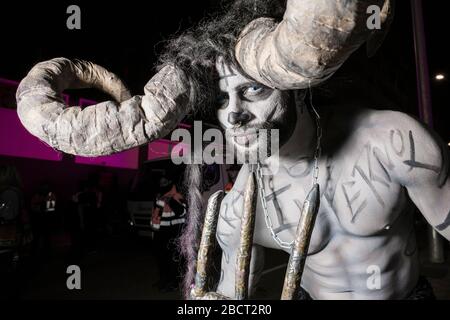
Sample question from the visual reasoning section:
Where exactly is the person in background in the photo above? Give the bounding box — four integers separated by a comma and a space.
98, 172, 124, 237
151, 175, 187, 292
30, 181, 57, 260
77, 178, 101, 254
0, 165, 23, 236
0, 165, 24, 298
67, 178, 99, 262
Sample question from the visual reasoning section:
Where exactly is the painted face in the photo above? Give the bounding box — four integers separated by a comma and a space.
215, 58, 296, 160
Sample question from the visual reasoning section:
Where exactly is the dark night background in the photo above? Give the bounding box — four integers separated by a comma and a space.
0, 1, 448, 135
0, 0, 448, 139
0, 0, 449, 300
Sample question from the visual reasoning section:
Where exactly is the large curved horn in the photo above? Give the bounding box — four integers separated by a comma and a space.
16, 58, 189, 156
235, 0, 393, 90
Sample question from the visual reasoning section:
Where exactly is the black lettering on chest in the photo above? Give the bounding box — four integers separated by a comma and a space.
341, 143, 394, 223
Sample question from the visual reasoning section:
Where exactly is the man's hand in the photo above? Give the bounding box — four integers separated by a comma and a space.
151, 207, 161, 225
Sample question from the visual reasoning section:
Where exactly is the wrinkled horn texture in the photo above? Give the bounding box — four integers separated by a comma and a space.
16, 58, 189, 156
235, 0, 393, 90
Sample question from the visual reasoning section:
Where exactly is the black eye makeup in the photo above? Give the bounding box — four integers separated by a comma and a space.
216, 92, 229, 109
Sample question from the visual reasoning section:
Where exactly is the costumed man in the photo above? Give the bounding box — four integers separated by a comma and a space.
30, 181, 57, 259
15, 0, 450, 299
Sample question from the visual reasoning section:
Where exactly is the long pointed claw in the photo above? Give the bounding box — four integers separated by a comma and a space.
191, 190, 224, 299
281, 183, 320, 300
235, 172, 258, 300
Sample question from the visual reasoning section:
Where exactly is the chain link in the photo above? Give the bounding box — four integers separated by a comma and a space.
256, 163, 294, 249
309, 82, 322, 187
255, 84, 322, 250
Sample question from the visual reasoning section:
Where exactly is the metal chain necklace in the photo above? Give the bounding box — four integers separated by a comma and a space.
256, 162, 294, 249
255, 86, 322, 250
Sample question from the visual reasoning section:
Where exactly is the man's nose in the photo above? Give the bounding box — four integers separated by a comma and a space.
228, 111, 251, 126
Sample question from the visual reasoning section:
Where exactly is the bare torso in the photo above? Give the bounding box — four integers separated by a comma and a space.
216, 108, 428, 299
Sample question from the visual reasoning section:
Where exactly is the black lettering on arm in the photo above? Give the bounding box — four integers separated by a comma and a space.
388, 126, 447, 188
435, 210, 450, 232
390, 129, 405, 156
403, 131, 440, 173
437, 140, 450, 188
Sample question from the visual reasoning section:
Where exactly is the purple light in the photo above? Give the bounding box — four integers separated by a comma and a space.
177, 123, 192, 129
63, 94, 70, 104
78, 98, 98, 108
0, 107, 63, 161
0, 78, 19, 86
1, 77, 140, 167
75, 150, 139, 170
147, 139, 189, 162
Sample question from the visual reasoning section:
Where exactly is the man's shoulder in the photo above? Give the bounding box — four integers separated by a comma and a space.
356, 108, 442, 151
330, 107, 447, 185
333, 108, 425, 145
353, 108, 420, 132
326, 107, 435, 161
325, 107, 401, 144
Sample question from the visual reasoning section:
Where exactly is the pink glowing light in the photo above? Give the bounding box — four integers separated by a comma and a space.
0, 107, 63, 161
75, 149, 140, 169
78, 98, 98, 108
147, 139, 189, 162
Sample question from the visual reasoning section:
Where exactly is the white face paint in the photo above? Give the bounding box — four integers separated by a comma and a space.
215, 58, 296, 161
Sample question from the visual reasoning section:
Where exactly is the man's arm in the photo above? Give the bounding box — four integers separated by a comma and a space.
387, 112, 450, 240
151, 205, 161, 229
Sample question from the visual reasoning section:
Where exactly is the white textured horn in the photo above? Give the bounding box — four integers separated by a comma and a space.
16, 58, 189, 156
235, 0, 393, 90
